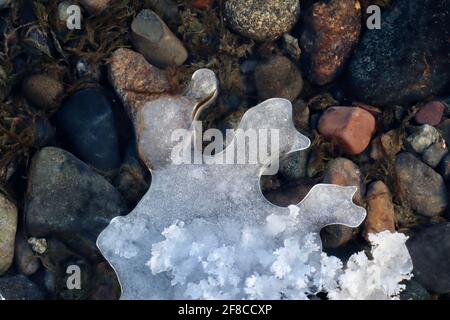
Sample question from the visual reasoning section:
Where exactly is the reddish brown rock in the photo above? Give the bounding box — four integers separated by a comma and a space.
80, 0, 112, 14
363, 181, 396, 240
108, 48, 170, 120
191, 0, 214, 9
318, 106, 376, 155
415, 101, 445, 126
300, 0, 361, 85
321, 158, 364, 248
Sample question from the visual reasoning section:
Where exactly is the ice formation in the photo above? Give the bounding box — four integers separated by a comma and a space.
149, 220, 413, 300
97, 68, 411, 300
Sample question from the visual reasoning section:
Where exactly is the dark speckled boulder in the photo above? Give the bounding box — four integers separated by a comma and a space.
25, 147, 128, 257
347, 0, 450, 107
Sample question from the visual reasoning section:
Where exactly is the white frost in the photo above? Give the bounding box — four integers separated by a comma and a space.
148, 210, 413, 300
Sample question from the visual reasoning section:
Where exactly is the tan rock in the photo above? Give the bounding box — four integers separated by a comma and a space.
321, 157, 364, 248
22, 74, 63, 110
0, 194, 17, 274
363, 181, 396, 240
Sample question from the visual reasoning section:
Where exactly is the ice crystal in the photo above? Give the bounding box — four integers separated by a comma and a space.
148, 214, 412, 300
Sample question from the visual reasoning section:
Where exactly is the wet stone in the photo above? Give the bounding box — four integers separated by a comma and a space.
22, 74, 63, 110
114, 141, 151, 207
422, 139, 448, 168
406, 125, 441, 154
25, 147, 128, 257
400, 280, 432, 300
415, 101, 445, 126
395, 152, 448, 217
347, 0, 450, 107
0, 275, 45, 300
54, 88, 121, 172
363, 181, 396, 241
300, 0, 361, 85
407, 223, 450, 294
278, 150, 309, 181
254, 55, 303, 102
14, 232, 40, 276
321, 158, 364, 248
318, 106, 376, 155
438, 119, 450, 147
440, 153, 450, 181
131, 9, 187, 68
0, 194, 17, 275
108, 48, 170, 118
79, 0, 112, 14
224, 0, 300, 41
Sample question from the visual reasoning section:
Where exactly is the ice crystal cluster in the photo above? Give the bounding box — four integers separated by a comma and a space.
149, 211, 413, 300
97, 69, 413, 300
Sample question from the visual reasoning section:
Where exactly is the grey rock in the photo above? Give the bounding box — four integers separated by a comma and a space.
279, 150, 309, 181
347, 0, 450, 107
224, 0, 300, 41
406, 125, 441, 154
0, 0, 11, 9
254, 55, 303, 102
395, 152, 448, 217
400, 280, 432, 300
422, 140, 448, 168
25, 147, 128, 257
14, 232, 40, 276
440, 153, 450, 181
114, 141, 151, 207
131, 9, 187, 68
0, 194, 16, 275
54, 88, 121, 172
407, 223, 450, 294
320, 224, 354, 249
438, 119, 450, 146
145, 0, 179, 23
0, 275, 45, 300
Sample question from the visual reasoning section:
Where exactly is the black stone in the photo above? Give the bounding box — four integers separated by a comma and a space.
0, 275, 45, 300
347, 0, 450, 107
55, 88, 121, 172
407, 223, 450, 294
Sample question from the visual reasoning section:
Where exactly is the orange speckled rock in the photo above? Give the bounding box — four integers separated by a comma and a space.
300, 0, 361, 85
318, 106, 376, 155
108, 48, 170, 120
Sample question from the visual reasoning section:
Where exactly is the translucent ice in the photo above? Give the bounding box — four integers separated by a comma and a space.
97, 68, 410, 300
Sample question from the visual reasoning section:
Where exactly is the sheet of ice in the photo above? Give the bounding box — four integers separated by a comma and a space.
97, 69, 371, 299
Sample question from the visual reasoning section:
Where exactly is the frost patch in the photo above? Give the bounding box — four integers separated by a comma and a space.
148, 210, 413, 300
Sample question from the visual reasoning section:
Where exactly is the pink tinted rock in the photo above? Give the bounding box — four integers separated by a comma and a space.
415, 101, 445, 125
318, 106, 376, 155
